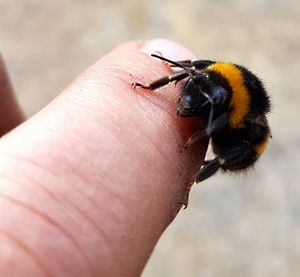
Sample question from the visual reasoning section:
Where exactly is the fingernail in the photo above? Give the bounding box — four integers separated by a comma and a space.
141, 39, 197, 61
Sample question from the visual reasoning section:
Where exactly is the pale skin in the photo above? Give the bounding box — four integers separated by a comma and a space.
0, 39, 207, 276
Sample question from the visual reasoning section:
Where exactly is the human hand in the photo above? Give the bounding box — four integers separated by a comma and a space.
0, 39, 207, 276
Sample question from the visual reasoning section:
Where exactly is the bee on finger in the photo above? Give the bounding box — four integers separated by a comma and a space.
132, 54, 271, 184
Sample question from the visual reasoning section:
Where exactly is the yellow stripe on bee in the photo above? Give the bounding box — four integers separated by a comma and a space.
207, 63, 250, 128
254, 136, 269, 157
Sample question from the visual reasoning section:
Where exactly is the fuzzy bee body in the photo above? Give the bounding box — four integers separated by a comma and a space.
133, 54, 271, 183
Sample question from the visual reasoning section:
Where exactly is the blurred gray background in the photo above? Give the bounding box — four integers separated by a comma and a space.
1, 0, 299, 276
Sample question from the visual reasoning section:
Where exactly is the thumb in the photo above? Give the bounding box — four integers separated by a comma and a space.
0, 39, 207, 276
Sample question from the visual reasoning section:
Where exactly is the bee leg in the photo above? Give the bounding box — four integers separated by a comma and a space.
170, 60, 215, 70
194, 158, 221, 182
169, 60, 193, 68
194, 144, 255, 183
198, 144, 252, 182
183, 113, 229, 149
150, 55, 214, 70
219, 144, 255, 171
132, 70, 189, 91
183, 128, 207, 149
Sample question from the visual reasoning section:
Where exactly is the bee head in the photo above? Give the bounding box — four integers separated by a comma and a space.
176, 73, 227, 118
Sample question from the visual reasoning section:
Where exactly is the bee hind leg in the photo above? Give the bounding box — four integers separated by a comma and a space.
218, 144, 255, 171
194, 158, 221, 183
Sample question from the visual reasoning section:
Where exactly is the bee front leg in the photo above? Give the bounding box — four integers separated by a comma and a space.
132, 70, 189, 91
183, 113, 229, 150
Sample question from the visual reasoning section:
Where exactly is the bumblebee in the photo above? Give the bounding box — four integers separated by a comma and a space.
133, 54, 271, 183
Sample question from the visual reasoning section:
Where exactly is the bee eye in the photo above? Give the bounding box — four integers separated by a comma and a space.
211, 87, 226, 106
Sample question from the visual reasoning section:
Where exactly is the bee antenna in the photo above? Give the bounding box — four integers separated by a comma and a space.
151, 54, 193, 74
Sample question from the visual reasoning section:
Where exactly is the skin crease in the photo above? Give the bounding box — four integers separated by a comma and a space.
0, 40, 207, 276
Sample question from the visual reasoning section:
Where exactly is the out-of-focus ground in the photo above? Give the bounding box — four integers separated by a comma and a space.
1, 0, 300, 276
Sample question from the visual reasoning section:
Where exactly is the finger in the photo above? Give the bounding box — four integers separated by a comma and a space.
0, 54, 24, 136
0, 39, 207, 276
